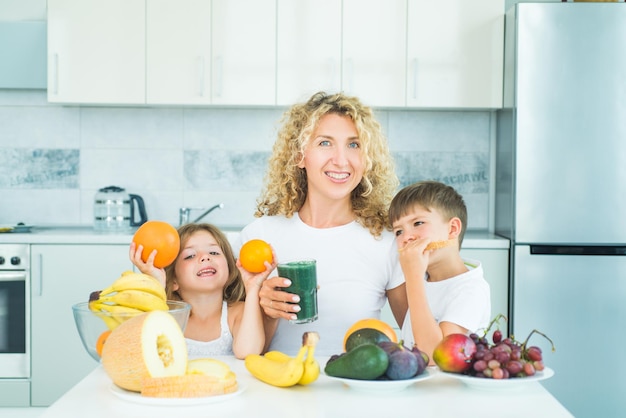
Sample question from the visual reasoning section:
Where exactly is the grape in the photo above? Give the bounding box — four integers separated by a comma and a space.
492, 329, 503, 344
495, 351, 510, 364
533, 360, 545, 371
523, 362, 536, 376
505, 360, 523, 375
487, 359, 501, 370
473, 359, 488, 372
492, 367, 504, 379
526, 346, 543, 362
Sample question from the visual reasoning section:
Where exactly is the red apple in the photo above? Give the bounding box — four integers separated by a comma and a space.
433, 334, 477, 373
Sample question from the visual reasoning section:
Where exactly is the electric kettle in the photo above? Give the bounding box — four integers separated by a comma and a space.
93, 186, 148, 233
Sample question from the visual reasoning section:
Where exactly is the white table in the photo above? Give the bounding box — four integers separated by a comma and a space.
41, 357, 573, 418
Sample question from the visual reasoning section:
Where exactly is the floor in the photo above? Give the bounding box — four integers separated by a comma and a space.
0, 408, 46, 417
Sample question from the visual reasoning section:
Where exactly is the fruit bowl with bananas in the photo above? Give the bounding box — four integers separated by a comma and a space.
72, 271, 191, 362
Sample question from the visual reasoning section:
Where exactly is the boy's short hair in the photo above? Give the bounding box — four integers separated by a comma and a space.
389, 181, 468, 245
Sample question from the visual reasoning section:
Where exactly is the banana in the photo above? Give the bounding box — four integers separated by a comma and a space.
298, 332, 320, 385
99, 271, 166, 301
244, 332, 320, 387
97, 289, 169, 312
92, 309, 121, 330
89, 301, 143, 329
263, 333, 320, 385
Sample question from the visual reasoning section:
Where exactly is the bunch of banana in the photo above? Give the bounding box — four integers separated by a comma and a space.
244, 332, 320, 387
89, 271, 168, 330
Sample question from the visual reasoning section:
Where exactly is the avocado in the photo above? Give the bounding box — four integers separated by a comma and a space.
324, 343, 389, 380
345, 328, 391, 352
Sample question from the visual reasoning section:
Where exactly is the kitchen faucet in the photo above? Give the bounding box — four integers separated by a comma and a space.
179, 203, 224, 226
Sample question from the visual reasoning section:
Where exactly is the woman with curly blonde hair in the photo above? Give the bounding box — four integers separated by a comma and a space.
237, 92, 408, 355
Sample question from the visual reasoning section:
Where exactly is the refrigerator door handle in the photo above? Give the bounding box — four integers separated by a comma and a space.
530, 245, 626, 256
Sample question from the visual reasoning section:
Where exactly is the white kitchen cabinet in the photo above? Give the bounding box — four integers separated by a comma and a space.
406, 0, 504, 108
276, 0, 341, 105
342, 0, 407, 108
30, 244, 132, 406
461, 248, 509, 321
47, 0, 145, 104
381, 248, 509, 335
211, 0, 276, 105
146, 0, 212, 104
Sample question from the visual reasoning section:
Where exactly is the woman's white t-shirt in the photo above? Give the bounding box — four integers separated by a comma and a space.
236, 213, 405, 356
400, 259, 491, 348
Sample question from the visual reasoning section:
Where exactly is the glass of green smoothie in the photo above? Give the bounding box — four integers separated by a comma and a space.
277, 259, 318, 324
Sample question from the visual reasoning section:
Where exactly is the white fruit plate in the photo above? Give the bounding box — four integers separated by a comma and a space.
325, 367, 436, 393
110, 383, 246, 406
441, 367, 554, 391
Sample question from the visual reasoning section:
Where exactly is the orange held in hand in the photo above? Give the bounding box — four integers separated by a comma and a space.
343, 318, 398, 351
239, 239, 273, 273
132, 220, 180, 268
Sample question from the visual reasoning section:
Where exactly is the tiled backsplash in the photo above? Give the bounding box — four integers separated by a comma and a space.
0, 89, 494, 231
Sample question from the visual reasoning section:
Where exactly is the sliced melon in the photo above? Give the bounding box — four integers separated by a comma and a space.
101, 310, 188, 392
141, 373, 237, 398
186, 358, 232, 378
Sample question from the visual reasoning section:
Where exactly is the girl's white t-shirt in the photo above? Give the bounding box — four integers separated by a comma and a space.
236, 213, 405, 356
185, 301, 234, 359
400, 259, 491, 348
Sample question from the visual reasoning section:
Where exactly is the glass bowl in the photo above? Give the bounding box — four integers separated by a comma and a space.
72, 300, 191, 362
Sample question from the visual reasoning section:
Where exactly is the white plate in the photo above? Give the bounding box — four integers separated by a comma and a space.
441, 367, 554, 391
110, 383, 246, 406
326, 367, 436, 393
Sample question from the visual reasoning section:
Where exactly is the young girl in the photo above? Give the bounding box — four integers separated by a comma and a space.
130, 223, 276, 359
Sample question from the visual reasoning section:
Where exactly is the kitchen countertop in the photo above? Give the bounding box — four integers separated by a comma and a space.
40, 357, 571, 418
0, 225, 509, 249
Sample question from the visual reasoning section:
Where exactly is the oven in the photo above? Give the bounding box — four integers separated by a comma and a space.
0, 244, 29, 378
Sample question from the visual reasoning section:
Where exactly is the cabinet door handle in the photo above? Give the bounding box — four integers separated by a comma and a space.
34, 253, 43, 296
411, 58, 418, 100
52, 53, 59, 95
215, 56, 223, 98
328, 58, 338, 90
198, 56, 205, 97
345, 58, 353, 93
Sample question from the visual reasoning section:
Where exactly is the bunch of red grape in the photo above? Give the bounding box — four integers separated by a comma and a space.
465, 315, 555, 380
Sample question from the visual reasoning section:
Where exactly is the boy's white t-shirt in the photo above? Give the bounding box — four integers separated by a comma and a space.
401, 259, 491, 348
236, 213, 405, 356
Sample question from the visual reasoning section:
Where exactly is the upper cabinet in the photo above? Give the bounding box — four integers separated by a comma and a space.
342, 0, 407, 108
146, 0, 211, 105
406, 0, 504, 108
211, 0, 276, 105
276, 0, 341, 106
47, 0, 145, 104
47, 0, 503, 108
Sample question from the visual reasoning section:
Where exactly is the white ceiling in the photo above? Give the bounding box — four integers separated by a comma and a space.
0, 0, 46, 21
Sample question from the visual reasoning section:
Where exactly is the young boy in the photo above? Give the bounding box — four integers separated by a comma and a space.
389, 180, 491, 361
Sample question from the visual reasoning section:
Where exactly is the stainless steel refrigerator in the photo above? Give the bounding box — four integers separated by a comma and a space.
495, 3, 626, 417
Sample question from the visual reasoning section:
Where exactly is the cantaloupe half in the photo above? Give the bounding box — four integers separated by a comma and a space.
101, 310, 188, 392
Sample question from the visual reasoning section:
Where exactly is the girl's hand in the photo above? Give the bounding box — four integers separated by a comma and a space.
129, 241, 166, 286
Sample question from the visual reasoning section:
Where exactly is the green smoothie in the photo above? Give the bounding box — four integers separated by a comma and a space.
277, 259, 318, 324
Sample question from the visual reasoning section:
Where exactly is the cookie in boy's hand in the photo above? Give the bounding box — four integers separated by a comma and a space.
425, 240, 454, 251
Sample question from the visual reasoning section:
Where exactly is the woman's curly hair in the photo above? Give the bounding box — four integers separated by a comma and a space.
254, 92, 399, 237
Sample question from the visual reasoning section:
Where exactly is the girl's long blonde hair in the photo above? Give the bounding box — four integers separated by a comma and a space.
254, 92, 399, 237
164, 223, 245, 303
